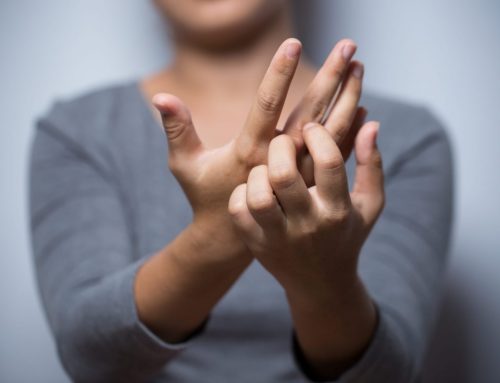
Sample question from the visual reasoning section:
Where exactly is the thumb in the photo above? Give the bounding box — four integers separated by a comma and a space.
152, 93, 202, 158
351, 121, 385, 224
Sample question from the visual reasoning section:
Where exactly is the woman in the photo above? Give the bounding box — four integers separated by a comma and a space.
30, 0, 453, 382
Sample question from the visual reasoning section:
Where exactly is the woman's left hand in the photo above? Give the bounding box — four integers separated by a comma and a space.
228, 120, 385, 377
228, 119, 384, 300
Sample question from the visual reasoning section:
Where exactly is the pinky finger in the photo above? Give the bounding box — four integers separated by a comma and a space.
351, 122, 385, 225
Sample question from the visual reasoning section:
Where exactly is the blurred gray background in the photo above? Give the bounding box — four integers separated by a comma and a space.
1, 1, 499, 382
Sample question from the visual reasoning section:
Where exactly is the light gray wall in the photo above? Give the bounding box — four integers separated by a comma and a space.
1, 1, 498, 382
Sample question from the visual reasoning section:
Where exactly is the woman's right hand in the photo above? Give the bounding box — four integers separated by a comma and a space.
153, 38, 302, 262
152, 38, 365, 263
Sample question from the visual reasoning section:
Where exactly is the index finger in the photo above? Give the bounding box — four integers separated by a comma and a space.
235, 38, 301, 159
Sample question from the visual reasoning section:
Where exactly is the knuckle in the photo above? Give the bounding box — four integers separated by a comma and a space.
235, 140, 265, 168
228, 205, 246, 223
248, 192, 275, 214
336, 208, 351, 223
228, 197, 247, 218
271, 133, 294, 147
315, 152, 344, 171
324, 207, 351, 226
297, 219, 318, 237
328, 61, 345, 79
164, 121, 185, 141
268, 163, 297, 189
256, 90, 282, 114
228, 204, 242, 218
307, 96, 330, 121
331, 118, 351, 142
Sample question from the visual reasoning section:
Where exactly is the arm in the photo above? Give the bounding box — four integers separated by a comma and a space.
229, 109, 453, 382
326, 111, 453, 383
137, 37, 366, 345
229, 121, 383, 380
30, 120, 189, 382
30, 37, 299, 381
134, 218, 252, 344
31, 37, 364, 381
285, 122, 383, 380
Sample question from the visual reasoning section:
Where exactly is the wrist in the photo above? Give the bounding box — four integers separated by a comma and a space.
171, 215, 251, 270
286, 275, 377, 379
284, 272, 376, 341
282, 265, 360, 310
137, 218, 252, 344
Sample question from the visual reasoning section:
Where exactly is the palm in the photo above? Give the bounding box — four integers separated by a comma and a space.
153, 37, 364, 222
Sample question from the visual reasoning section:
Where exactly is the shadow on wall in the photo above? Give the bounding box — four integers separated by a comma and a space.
291, 2, 473, 382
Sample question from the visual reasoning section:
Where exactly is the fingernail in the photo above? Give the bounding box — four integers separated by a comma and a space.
353, 63, 364, 79
286, 41, 301, 59
342, 43, 356, 60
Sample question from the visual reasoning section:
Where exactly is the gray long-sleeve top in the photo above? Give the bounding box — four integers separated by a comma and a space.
29, 82, 453, 383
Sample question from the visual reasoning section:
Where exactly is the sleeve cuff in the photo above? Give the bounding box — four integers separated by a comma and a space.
292, 302, 411, 383
119, 256, 210, 359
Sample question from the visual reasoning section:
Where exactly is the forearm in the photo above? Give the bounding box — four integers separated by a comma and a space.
135, 218, 252, 343
285, 274, 377, 380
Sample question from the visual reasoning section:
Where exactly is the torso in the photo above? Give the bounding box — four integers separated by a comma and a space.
46, 81, 443, 381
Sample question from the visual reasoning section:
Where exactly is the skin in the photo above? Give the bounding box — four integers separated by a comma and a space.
229, 122, 384, 377
135, 0, 384, 379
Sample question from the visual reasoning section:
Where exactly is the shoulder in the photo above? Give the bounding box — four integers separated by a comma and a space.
32, 81, 154, 176
36, 82, 142, 144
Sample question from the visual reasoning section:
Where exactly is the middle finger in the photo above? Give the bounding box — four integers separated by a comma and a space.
283, 39, 357, 145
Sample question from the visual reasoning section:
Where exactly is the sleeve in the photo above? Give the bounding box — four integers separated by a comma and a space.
29, 112, 205, 382
292, 108, 454, 383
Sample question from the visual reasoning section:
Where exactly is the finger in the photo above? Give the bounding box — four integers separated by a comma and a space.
340, 106, 367, 161
236, 38, 302, 161
268, 135, 313, 218
228, 183, 261, 239
351, 122, 385, 224
302, 122, 351, 211
324, 61, 364, 144
246, 165, 286, 234
282, 39, 357, 146
297, 107, 362, 187
297, 153, 315, 187
152, 93, 202, 159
